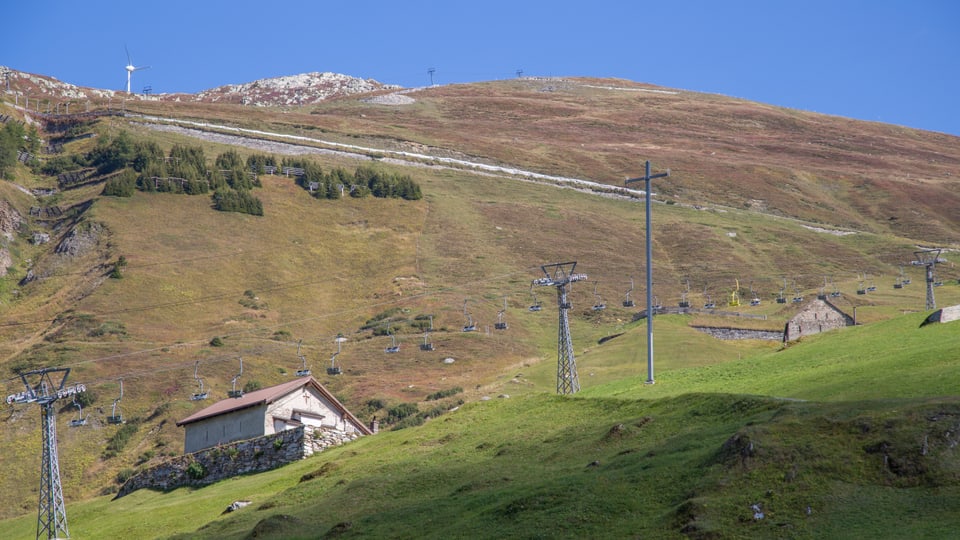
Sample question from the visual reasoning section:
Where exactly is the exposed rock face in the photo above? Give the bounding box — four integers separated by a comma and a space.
55, 221, 104, 257
190, 72, 401, 106
0, 200, 22, 276
0, 65, 115, 100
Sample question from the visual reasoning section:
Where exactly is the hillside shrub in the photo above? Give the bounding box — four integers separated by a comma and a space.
74, 389, 96, 408
426, 387, 463, 401
116, 468, 136, 484
243, 380, 263, 393
212, 188, 263, 215
390, 415, 425, 431
386, 402, 418, 424
209, 336, 224, 347
102, 169, 137, 197
186, 460, 206, 480
104, 421, 140, 458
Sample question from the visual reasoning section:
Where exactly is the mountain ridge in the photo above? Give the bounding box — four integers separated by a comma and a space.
0, 66, 400, 106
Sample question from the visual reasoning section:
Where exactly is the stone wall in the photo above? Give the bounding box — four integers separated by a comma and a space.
691, 326, 784, 341
117, 425, 364, 498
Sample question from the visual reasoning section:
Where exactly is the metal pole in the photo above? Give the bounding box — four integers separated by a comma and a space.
644, 161, 654, 384
626, 161, 669, 385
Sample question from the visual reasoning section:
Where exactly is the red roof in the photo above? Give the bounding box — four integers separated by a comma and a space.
176, 376, 372, 434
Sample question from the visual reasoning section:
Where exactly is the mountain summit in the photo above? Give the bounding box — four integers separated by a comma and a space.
186, 72, 401, 106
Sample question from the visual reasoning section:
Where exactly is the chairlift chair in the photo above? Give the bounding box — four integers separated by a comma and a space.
528, 287, 543, 312
327, 353, 342, 375
591, 282, 606, 311
791, 280, 804, 303
728, 279, 741, 307
703, 289, 716, 309
294, 339, 312, 376
420, 330, 435, 351
622, 278, 635, 307
495, 297, 508, 329
385, 331, 400, 353
678, 279, 692, 308
191, 361, 209, 400
68, 394, 87, 427
462, 300, 478, 331
227, 357, 244, 398
327, 337, 343, 375
107, 379, 124, 424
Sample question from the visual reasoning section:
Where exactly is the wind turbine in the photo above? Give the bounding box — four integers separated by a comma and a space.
124, 46, 149, 94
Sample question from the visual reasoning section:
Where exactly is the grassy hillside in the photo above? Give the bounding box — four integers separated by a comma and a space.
1, 76, 958, 535
126, 78, 960, 245
2, 316, 960, 539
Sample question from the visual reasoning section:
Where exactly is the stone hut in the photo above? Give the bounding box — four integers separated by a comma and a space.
783, 297, 854, 342
176, 376, 372, 454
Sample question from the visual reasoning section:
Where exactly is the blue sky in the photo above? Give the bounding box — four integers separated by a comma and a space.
3, 1, 958, 135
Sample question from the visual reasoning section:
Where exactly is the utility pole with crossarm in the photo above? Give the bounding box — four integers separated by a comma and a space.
626, 161, 670, 385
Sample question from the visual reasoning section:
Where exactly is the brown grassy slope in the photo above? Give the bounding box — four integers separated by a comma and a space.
125, 77, 960, 244
1, 79, 957, 519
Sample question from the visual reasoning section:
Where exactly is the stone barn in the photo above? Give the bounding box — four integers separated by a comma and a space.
783, 297, 854, 342
177, 376, 372, 454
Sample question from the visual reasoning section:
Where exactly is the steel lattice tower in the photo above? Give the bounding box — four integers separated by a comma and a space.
534, 262, 588, 394
38, 400, 68, 540
6, 368, 85, 540
914, 249, 942, 311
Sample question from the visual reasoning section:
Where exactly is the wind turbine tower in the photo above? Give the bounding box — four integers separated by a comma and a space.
124, 46, 150, 94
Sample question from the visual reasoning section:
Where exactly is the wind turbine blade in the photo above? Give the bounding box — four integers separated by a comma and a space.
125, 45, 132, 65
135, 65, 151, 72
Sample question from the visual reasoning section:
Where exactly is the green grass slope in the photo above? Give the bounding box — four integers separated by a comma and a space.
0, 111, 955, 521
3, 315, 960, 539
582, 310, 960, 401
